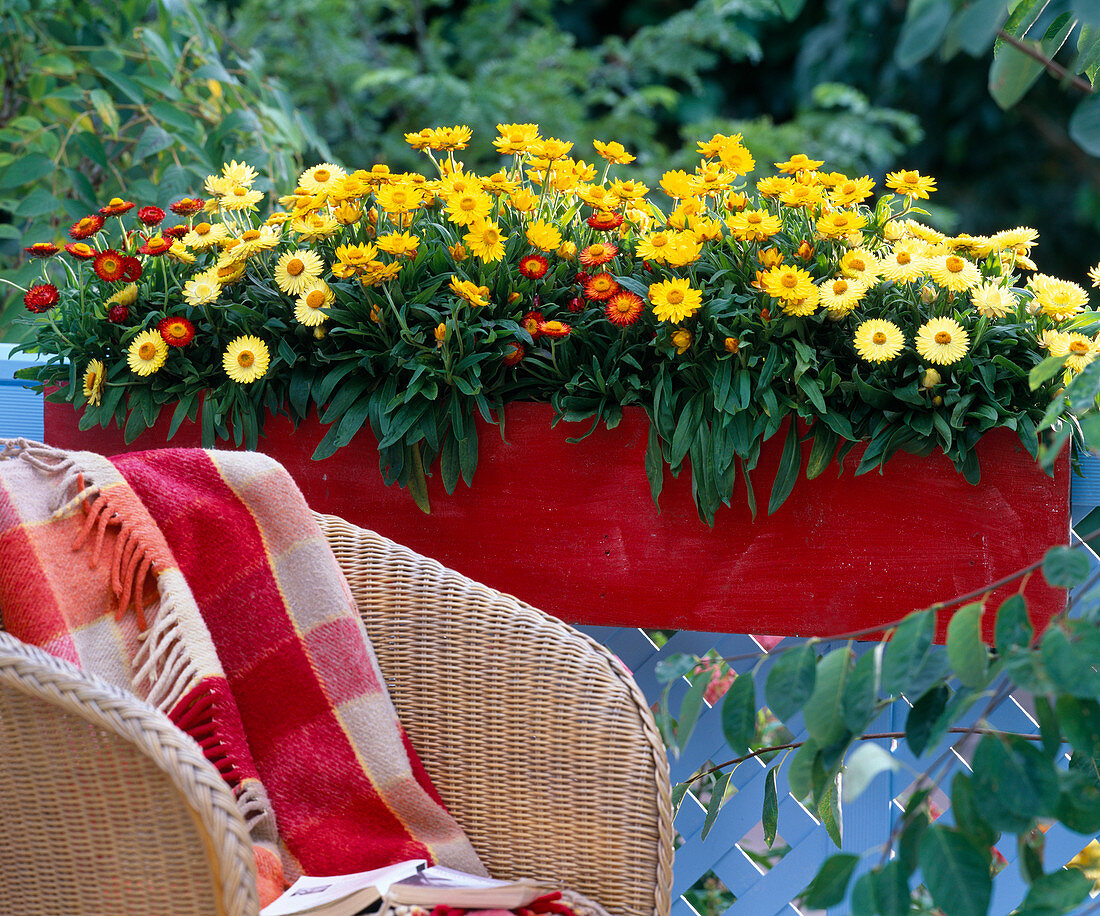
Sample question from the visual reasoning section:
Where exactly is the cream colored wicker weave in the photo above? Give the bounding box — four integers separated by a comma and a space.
0, 512, 674, 916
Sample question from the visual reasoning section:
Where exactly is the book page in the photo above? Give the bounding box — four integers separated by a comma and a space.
262, 860, 426, 916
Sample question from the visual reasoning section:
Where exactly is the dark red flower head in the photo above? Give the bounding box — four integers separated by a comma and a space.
538, 319, 572, 339
137, 205, 166, 226
93, 249, 126, 282
502, 342, 525, 366
158, 316, 196, 347
587, 210, 624, 231
138, 236, 174, 256
518, 253, 549, 280
24, 242, 59, 258
69, 214, 105, 239
99, 197, 134, 216
568, 297, 584, 312
107, 303, 129, 324
23, 283, 59, 313
121, 256, 142, 282
64, 242, 97, 260
161, 225, 188, 240
170, 198, 205, 215
521, 310, 544, 337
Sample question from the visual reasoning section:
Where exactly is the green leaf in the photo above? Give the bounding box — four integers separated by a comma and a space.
701, 770, 732, 840
762, 767, 778, 847
1070, 92, 1100, 157
895, 0, 953, 68
951, 772, 998, 849
131, 124, 176, 162
842, 742, 899, 803
805, 423, 838, 479
767, 420, 802, 514
803, 646, 853, 746
1028, 353, 1070, 390
655, 654, 699, 684
991, 12, 1075, 109
800, 853, 859, 909
919, 826, 992, 916
0, 153, 56, 189
882, 610, 935, 696
788, 739, 818, 801
1042, 545, 1090, 587
1042, 624, 1100, 698
645, 421, 664, 509
850, 871, 877, 916
677, 673, 708, 754
905, 683, 950, 756
1058, 696, 1100, 757
957, 0, 1008, 57
721, 674, 756, 755
818, 780, 842, 847
995, 593, 1032, 655
406, 443, 430, 513
947, 602, 990, 688
14, 188, 62, 217
1018, 868, 1093, 913
775, 0, 806, 21
765, 642, 816, 723
972, 735, 1060, 831
874, 860, 911, 916
842, 646, 880, 733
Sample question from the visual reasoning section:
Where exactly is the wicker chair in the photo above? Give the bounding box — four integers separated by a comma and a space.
0, 513, 674, 916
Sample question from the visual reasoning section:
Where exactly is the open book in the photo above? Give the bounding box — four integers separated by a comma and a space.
261, 860, 552, 916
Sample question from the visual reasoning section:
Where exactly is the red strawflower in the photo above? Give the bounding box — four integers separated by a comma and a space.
64, 242, 97, 260
138, 205, 166, 226
502, 342, 525, 366
568, 297, 584, 312
93, 249, 126, 282
121, 256, 142, 282
583, 272, 619, 301
587, 210, 624, 231
605, 291, 645, 327
538, 319, 572, 339
99, 197, 134, 216
518, 253, 549, 280
170, 197, 205, 215
107, 303, 129, 323
24, 242, 59, 258
23, 283, 59, 313
162, 225, 188, 240
521, 310, 544, 338
579, 242, 618, 268
138, 236, 173, 256
574, 271, 590, 285
158, 316, 196, 347
69, 214, 105, 239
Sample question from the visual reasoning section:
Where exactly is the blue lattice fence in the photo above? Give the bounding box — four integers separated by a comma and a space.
2, 357, 1099, 914
580, 573, 1100, 916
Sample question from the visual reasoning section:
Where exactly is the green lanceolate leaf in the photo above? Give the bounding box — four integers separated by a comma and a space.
842, 645, 880, 734
995, 592, 1033, 655
701, 769, 732, 840
882, 610, 935, 696
842, 742, 899, 803
1057, 696, 1100, 757
895, 0, 953, 68
767, 420, 802, 514
762, 766, 779, 847
721, 673, 756, 755
676, 672, 709, 754
805, 422, 838, 479
905, 683, 950, 757
972, 734, 1060, 831
803, 646, 853, 747
947, 601, 990, 688
1028, 353, 1069, 390
951, 771, 998, 849
818, 778, 842, 847
765, 641, 816, 723
1042, 624, 1100, 698
800, 853, 859, 909
919, 826, 991, 916
1018, 868, 1094, 915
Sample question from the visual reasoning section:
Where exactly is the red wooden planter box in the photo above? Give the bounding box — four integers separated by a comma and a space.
44, 399, 1069, 639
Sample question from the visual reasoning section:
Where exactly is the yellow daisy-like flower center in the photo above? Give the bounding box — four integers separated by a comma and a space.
139, 342, 158, 360
286, 258, 304, 276
306, 289, 326, 309
1070, 339, 1090, 355
195, 223, 211, 235
315, 168, 330, 183
849, 257, 866, 271
237, 350, 255, 368
241, 230, 261, 241
946, 256, 965, 273
832, 280, 849, 295
747, 213, 763, 225
935, 331, 952, 345
233, 187, 248, 197
667, 290, 685, 304
872, 331, 886, 345
782, 274, 798, 289
896, 252, 911, 265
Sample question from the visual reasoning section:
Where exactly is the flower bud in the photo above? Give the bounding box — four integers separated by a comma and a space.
434, 322, 447, 345
920, 284, 935, 305
796, 240, 814, 261
569, 297, 584, 313
724, 336, 740, 354
370, 304, 382, 324
313, 327, 326, 339
532, 294, 541, 310
448, 243, 467, 262
557, 241, 577, 261
921, 368, 941, 389
507, 292, 521, 305
932, 395, 944, 407
672, 328, 693, 354
107, 304, 129, 324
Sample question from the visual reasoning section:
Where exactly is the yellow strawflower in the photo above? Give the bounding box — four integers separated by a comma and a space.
916, 317, 970, 366
649, 278, 702, 323
223, 336, 270, 384
127, 330, 168, 377
854, 320, 906, 363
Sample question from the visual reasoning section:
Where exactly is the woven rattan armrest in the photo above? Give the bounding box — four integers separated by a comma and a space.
0, 630, 258, 916
315, 513, 675, 916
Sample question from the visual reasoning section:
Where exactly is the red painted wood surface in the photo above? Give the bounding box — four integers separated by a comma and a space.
44, 400, 1069, 639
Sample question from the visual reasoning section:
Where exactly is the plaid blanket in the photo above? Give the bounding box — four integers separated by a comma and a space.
0, 441, 484, 906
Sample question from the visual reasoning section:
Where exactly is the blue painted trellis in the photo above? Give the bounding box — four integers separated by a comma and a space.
1, 355, 1098, 915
